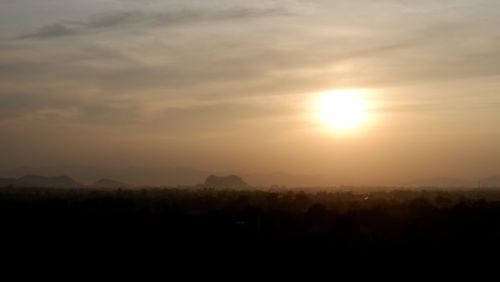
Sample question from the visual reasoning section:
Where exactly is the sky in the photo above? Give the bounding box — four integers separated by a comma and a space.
1, 0, 500, 185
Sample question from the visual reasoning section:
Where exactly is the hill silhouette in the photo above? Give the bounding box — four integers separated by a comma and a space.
204, 174, 249, 189
17, 175, 83, 188
0, 174, 83, 188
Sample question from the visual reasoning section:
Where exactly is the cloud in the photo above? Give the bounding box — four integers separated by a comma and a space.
19, 7, 290, 39
4, 1, 500, 133
19, 12, 136, 39
0, 90, 139, 125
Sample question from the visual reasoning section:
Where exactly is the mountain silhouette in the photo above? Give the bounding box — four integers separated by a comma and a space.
0, 166, 209, 186
204, 174, 249, 189
0, 174, 84, 188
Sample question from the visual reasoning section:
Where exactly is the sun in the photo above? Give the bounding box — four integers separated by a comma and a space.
315, 89, 369, 131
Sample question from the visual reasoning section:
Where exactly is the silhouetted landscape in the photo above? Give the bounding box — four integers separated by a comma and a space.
2, 174, 500, 260
3, 0, 500, 265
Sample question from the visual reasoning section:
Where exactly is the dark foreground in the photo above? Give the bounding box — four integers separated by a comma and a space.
2, 187, 500, 262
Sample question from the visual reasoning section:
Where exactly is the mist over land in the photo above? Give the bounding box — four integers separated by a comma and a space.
2, 165, 500, 188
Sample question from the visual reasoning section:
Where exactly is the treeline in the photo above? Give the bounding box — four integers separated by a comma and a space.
1, 187, 500, 259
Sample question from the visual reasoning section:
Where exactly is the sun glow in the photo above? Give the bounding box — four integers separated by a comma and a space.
315, 89, 370, 131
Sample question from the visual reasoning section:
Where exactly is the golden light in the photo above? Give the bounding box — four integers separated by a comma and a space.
315, 89, 369, 132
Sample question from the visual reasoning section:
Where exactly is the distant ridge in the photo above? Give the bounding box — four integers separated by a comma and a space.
0, 166, 208, 186
2, 170, 500, 189
0, 174, 139, 189
14, 174, 83, 188
204, 175, 249, 189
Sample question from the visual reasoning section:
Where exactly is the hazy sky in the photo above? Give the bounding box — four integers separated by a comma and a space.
1, 0, 500, 184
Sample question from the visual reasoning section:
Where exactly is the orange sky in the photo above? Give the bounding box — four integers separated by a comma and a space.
1, 1, 500, 185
